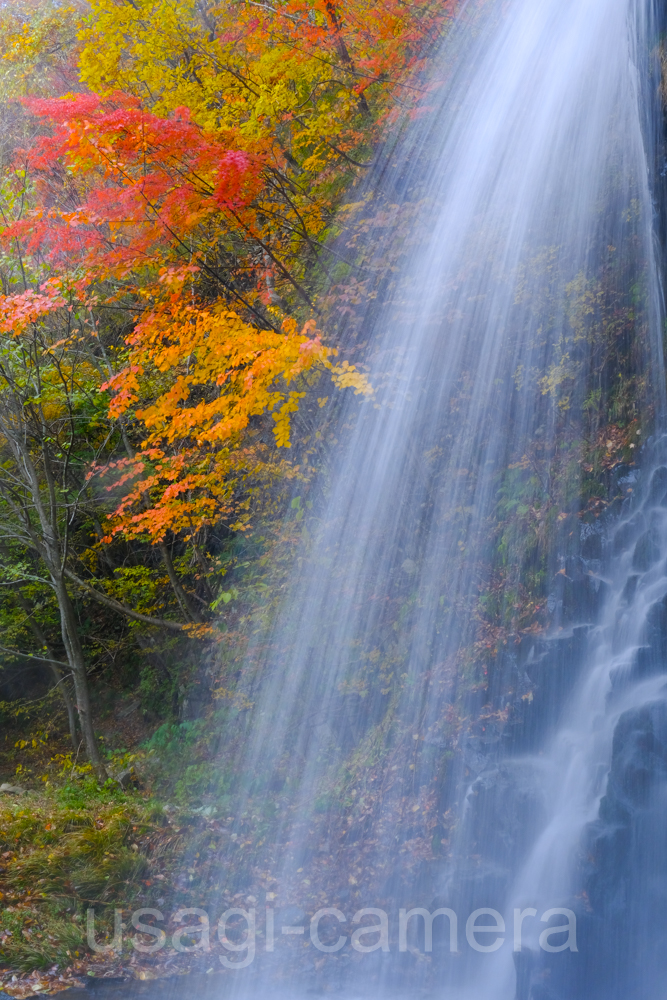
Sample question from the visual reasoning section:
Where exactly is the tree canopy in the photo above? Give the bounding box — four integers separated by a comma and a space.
0, 0, 453, 772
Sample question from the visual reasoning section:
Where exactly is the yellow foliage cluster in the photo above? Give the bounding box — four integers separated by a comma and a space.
0, 0, 84, 97
106, 275, 372, 452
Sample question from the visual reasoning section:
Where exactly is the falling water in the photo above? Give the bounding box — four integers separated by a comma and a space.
214, 0, 667, 997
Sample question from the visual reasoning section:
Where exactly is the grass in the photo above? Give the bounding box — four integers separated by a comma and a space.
0, 904, 85, 973
0, 714, 241, 977
0, 786, 168, 971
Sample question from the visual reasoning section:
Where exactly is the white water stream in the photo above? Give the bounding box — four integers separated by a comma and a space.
472, 450, 667, 998
220, 0, 666, 997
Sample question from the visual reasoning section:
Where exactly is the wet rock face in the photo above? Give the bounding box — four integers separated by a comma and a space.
524, 702, 667, 1000
552, 556, 609, 624
607, 703, 667, 807
507, 626, 592, 751
583, 702, 667, 919
631, 526, 662, 571
570, 701, 667, 1000
631, 594, 667, 680
463, 763, 547, 871
645, 465, 667, 506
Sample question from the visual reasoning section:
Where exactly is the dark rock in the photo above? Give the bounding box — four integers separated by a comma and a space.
512, 626, 591, 749
611, 463, 638, 492
611, 513, 645, 555
117, 699, 141, 719
179, 682, 211, 722
578, 701, 667, 998
645, 466, 667, 504
613, 593, 667, 689
552, 557, 608, 623
462, 761, 546, 870
116, 767, 141, 790
620, 573, 639, 604
332, 690, 390, 749
608, 702, 667, 805
581, 531, 603, 560
631, 528, 661, 571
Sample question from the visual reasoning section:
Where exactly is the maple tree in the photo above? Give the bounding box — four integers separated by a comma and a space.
72, 0, 457, 306
5, 79, 373, 542
0, 0, 84, 99
96, 280, 371, 544
0, 0, 456, 775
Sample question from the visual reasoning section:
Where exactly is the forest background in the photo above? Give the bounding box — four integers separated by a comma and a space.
0, 0, 461, 988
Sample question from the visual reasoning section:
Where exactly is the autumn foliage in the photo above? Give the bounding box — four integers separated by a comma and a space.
0, 0, 454, 607
0, 0, 457, 775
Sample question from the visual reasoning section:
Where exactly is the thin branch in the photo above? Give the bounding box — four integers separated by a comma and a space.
62, 567, 189, 631
0, 643, 71, 669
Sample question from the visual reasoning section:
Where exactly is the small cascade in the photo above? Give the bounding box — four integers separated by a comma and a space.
459, 444, 667, 999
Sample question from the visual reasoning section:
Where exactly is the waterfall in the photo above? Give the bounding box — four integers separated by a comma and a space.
473, 446, 667, 1000
214, 0, 667, 997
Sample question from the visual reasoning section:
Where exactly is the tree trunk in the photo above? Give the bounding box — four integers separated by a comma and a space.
49, 663, 78, 750
118, 427, 202, 624
324, 0, 369, 114
158, 540, 202, 623
53, 577, 108, 782
12, 586, 78, 749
